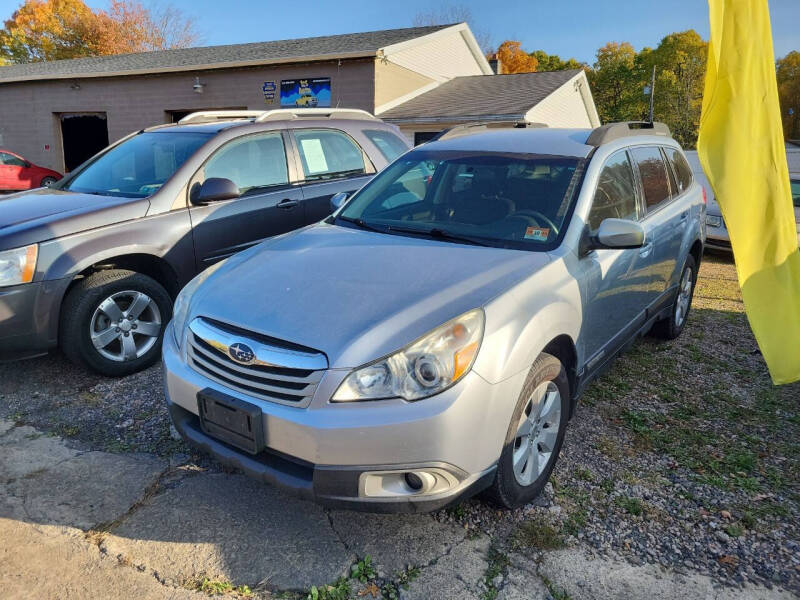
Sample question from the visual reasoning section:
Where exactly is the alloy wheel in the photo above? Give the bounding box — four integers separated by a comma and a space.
512, 380, 562, 486
674, 266, 693, 328
89, 290, 162, 362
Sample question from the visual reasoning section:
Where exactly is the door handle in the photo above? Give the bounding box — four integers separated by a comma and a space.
639, 242, 653, 258
277, 198, 299, 209
679, 212, 688, 221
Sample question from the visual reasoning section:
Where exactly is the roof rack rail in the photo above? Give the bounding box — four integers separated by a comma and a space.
177, 111, 265, 125
177, 108, 380, 125
254, 108, 378, 122
585, 121, 671, 146
431, 120, 548, 142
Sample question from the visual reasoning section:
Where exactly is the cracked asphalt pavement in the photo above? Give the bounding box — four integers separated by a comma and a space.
0, 417, 794, 599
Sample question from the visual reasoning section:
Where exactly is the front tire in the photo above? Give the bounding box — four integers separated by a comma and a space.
651, 254, 697, 340
484, 353, 570, 509
40, 176, 58, 187
60, 269, 172, 376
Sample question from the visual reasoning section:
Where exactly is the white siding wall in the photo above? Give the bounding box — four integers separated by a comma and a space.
525, 73, 600, 128
386, 30, 484, 82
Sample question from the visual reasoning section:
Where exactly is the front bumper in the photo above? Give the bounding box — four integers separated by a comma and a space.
0, 278, 71, 360
162, 322, 524, 512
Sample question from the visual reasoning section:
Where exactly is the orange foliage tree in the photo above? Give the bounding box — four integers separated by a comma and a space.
0, 0, 199, 63
490, 41, 538, 74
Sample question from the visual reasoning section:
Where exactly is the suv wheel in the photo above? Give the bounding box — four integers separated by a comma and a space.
651, 254, 697, 340
40, 176, 58, 187
60, 269, 172, 376
484, 353, 569, 509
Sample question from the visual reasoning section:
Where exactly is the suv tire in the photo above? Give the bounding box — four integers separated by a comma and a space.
651, 254, 697, 340
60, 269, 172, 376
484, 352, 569, 509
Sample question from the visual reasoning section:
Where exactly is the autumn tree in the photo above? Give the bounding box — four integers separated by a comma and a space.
530, 50, 584, 72
0, 0, 200, 63
777, 51, 800, 140
491, 41, 538, 74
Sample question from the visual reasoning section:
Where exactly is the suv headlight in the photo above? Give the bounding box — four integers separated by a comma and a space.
333, 309, 484, 402
0, 244, 38, 287
172, 260, 226, 348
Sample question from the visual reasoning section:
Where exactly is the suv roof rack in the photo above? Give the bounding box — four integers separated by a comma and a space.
431, 120, 548, 142
178, 108, 379, 125
586, 121, 671, 146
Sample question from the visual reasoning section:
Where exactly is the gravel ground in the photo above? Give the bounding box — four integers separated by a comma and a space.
1, 252, 798, 596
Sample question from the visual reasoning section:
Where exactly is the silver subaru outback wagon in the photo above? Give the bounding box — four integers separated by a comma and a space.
162, 121, 705, 513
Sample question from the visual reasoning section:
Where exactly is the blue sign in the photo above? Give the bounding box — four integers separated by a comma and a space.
281, 77, 331, 108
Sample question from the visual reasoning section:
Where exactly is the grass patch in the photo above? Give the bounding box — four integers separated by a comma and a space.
481, 547, 510, 600
188, 577, 253, 597
615, 496, 643, 516
513, 516, 564, 550
306, 579, 350, 600
350, 555, 376, 583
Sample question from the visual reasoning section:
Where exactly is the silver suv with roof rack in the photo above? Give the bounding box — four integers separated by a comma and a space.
0, 108, 409, 375
162, 120, 705, 512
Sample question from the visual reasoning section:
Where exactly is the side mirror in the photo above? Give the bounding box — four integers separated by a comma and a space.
330, 192, 348, 212
589, 219, 646, 251
193, 177, 239, 205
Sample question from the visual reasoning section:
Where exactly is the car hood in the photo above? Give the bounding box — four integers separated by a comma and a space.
189, 223, 550, 368
0, 189, 148, 250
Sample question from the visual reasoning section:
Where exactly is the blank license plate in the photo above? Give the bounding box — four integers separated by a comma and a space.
197, 388, 264, 455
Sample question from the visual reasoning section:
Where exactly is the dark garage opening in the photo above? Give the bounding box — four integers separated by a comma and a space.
60, 113, 109, 172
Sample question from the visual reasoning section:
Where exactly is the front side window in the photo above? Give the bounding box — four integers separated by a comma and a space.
202, 132, 288, 195
587, 150, 639, 233
293, 129, 366, 180
338, 150, 584, 250
666, 147, 693, 194
62, 131, 211, 198
631, 146, 671, 212
0, 152, 26, 167
363, 129, 409, 162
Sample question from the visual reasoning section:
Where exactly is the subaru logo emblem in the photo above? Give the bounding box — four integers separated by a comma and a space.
228, 342, 255, 364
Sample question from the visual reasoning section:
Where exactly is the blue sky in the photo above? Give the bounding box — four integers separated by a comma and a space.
1, 0, 798, 63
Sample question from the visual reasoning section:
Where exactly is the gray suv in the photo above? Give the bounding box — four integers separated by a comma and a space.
0, 109, 409, 375
162, 121, 705, 512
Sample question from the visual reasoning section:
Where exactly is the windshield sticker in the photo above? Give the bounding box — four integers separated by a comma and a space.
524, 227, 550, 242
300, 138, 328, 174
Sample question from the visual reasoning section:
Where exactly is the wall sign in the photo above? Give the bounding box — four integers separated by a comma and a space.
280, 78, 331, 108
262, 81, 276, 104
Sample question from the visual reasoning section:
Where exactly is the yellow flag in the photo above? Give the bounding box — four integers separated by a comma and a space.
697, 0, 800, 384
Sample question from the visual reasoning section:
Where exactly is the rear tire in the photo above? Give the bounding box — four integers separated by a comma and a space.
484, 353, 569, 509
60, 269, 172, 376
651, 254, 697, 340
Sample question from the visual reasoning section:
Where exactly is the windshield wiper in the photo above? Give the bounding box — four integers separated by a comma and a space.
336, 216, 388, 234
386, 225, 492, 247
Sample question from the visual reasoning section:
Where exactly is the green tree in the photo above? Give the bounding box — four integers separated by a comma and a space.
587, 41, 644, 123
777, 51, 800, 140
643, 30, 707, 148
529, 50, 584, 72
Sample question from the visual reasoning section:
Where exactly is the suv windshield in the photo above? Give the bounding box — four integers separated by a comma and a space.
338, 150, 584, 249
61, 131, 212, 198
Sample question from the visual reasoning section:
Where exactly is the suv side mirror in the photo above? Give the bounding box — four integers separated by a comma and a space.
330, 192, 348, 212
585, 219, 645, 252
193, 177, 239, 205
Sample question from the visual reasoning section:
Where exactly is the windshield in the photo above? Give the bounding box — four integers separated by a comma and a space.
62, 131, 212, 198
338, 150, 584, 249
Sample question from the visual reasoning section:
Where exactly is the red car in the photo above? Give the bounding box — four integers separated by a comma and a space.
0, 150, 61, 191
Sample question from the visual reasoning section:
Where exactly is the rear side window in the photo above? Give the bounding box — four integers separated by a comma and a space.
587, 150, 639, 233
666, 147, 693, 194
293, 129, 366, 180
204, 132, 288, 195
0, 152, 26, 167
631, 146, 671, 212
791, 179, 800, 207
363, 129, 409, 162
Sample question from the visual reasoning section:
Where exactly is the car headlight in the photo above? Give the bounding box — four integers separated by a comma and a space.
172, 260, 227, 348
705, 215, 723, 229
0, 244, 38, 288
332, 309, 484, 402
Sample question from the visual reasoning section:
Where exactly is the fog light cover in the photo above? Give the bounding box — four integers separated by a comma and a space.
359, 468, 462, 498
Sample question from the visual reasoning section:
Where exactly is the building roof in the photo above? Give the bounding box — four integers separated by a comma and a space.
0, 24, 453, 84
380, 70, 582, 123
